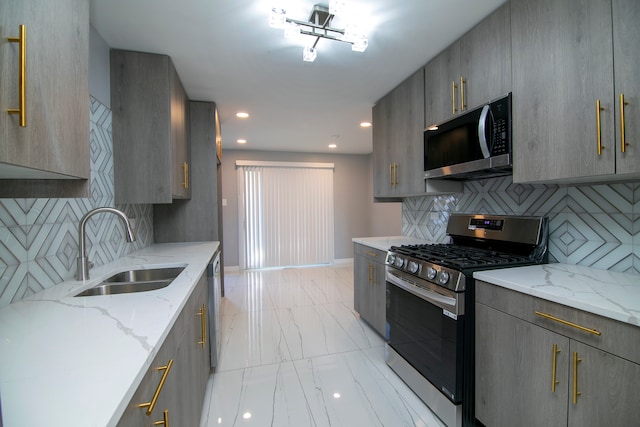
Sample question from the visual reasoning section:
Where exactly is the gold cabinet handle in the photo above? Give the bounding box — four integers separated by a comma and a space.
596, 100, 604, 155
365, 251, 377, 257
460, 76, 466, 112
7, 25, 27, 127
572, 351, 582, 404
620, 93, 629, 153
551, 343, 561, 392
197, 304, 207, 347
138, 359, 174, 415
535, 311, 601, 336
154, 409, 169, 426
393, 163, 398, 186
389, 163, 393, 186
452, 81, 458, 114
182, 162, 189, 189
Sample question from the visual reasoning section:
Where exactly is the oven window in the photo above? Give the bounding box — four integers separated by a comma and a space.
386, 282, 464, 403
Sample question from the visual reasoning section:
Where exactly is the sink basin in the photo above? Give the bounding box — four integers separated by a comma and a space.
75, 267, 185, 297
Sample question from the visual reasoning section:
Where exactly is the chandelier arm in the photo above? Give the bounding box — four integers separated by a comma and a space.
287, 17, 345, 34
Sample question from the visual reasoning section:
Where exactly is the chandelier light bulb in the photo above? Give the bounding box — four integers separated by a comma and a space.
303, 46, 317, 62
269, 7, 286, 29
351, 34, 368, 52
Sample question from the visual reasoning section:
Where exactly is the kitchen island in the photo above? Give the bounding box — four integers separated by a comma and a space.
0, 242, 219, 427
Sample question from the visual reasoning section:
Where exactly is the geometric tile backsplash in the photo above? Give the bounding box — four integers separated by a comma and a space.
403, 178, 639, 275
0, 96, 153, 307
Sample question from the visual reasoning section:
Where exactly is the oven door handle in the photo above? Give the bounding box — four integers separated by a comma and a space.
386, 271, 458, 313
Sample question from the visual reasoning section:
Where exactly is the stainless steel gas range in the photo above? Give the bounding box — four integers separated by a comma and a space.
384, 213, 548, 427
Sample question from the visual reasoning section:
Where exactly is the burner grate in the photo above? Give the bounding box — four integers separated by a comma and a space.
394, 244, 534, 270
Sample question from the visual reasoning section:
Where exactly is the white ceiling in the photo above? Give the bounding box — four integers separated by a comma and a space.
90, 0, 506, 154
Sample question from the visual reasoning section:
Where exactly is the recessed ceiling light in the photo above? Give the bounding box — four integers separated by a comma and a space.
328, 144, 337, 149
236, 112, 249, 118
237, 139, 247, 144
360, 121, 371, 128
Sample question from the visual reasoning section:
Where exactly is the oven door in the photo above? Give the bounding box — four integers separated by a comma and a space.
386, 269, 465, 403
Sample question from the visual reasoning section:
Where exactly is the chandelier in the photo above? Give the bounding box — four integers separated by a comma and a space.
269, 1, 369, 62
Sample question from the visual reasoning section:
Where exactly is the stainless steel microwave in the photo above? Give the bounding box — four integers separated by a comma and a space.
424, 93, 512, 180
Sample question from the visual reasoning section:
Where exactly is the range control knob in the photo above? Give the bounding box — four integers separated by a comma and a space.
426, 267, 437, 280
438, 271, 450, 285
387, 254, 395, 265
408, 261, 419, 274
394, 256, 404, 268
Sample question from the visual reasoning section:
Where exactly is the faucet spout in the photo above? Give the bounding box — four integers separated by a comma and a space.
76, 207, 136, 281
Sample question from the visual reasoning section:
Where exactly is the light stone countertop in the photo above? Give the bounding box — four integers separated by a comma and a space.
352, 236, 434, 252
0, 241, 219, 427
474, 263, 640, 327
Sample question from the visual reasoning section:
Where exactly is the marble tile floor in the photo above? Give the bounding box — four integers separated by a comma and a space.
199, 263, 446, 427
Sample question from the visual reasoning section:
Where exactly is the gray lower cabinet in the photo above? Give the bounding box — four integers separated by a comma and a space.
511, 0, 640, 183
118, 273, 210, 426
475, 280, 640, 427
111, 49, 191, 204
0, 0, 89, 197
353, 243, 386, 336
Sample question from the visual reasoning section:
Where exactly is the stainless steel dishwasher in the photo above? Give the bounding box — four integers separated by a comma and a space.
207, 250, 222, 368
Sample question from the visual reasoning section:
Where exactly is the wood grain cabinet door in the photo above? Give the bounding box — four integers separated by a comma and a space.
0, 0, 89, 179
475, 302, 569, 427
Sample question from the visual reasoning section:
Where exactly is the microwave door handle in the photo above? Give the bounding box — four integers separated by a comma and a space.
478, 104, 491, 158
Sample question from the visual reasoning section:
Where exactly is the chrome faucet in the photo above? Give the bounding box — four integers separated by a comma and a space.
76, 207, 136, 280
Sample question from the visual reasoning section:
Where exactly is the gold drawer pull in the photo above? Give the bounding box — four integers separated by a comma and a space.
182, 162, 189, 189
138, 359, 174, 415
535, 311, 601, 336
365, 251, 377, 257
551, 343, 560, 392
197, 304, 207, 347
620, 93, 629, 153
7, 25, 27, 127
451, 81, 458, 114
596, 100, 604, 155
459, 76, 466, 111
573, 351, 582, 404
154, 409, 169, 426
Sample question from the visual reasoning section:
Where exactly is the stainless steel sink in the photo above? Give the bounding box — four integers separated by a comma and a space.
74, 267, 185, 297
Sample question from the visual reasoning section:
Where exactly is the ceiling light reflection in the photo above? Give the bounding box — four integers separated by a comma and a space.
243, 412, 252, 419
333, 392, 341, 399
236, 112, 249, 118
360, 121, 371, 128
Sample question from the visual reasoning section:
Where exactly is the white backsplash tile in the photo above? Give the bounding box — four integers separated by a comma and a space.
404, 176, 640, 274
0, 96, 153, 308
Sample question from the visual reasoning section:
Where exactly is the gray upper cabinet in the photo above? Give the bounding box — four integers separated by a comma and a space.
0, 0, 89, 180
111, 49, 191, 204
512, 0, 640, 183
424, 3, 511, 128
373, 69, 425, 199
612, 0, 640, 176
154, 101, 222, 243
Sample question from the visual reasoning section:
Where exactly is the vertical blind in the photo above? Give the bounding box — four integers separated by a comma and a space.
237, 161, 334, 269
